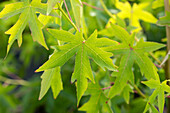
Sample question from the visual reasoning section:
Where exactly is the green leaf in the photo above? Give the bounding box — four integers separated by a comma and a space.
0, 0, 59, 55
0, 2, 25, 19
108, 52, 134, 99
79, 82, 113, 113
36, 43, 80, 72
98, 27, 115, 37
39, 67, 63, 100
122, 84, 133, 104
71, 44, 94, 105
70, 0, 83, 28
85, 30, 118, 71
157, 11, 170, 26
47, 0, 62, 15
152, 0, 164, 9
149, 104, 159, 113
36, 30, 118, 105
141, 79, 160, 89
109, 24, 131, 44
103, 24, 165, 99
142, 79, 170, 113
108, 1, 158, 31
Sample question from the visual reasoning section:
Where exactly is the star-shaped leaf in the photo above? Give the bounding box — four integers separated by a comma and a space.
36, 29, 118, 105
102, 24, 165, 99
107, 1, 157, 31
39, 67, 63, 100
0, 0, 59, 54
142, 79, 170, 113
79, 82, 113, 113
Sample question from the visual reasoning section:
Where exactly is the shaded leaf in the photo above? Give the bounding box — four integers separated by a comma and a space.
39, 67, 63, 100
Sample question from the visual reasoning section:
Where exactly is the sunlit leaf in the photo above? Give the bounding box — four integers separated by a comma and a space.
36, 29, 118, 105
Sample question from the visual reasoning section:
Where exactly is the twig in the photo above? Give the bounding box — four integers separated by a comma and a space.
99, 0, 116, 19
82, 2, 104, 11
149, 52, 162, 64
110, 82, 115, 85
133, 84, 146, 98
103, 82, 146, 98
154, 63, 162, 68
0, 76, 29, 86
102, 86, 112, 90
57, 3, 79, 32
63, 0, 73, 22
160, 50, 170, 67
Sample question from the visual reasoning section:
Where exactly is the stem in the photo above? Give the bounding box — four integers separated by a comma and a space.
103, 82, 146, 98
82, 2, 104, 11
128, 81, 146, 98
164, 0, 170, 112
102, 86, 112, 90
149, 52, 162, 64
133, 84, 146, 98
99, 0, 116, 19
63, 0, 73, 22
57, 3, 79, 32
0, 76, 29, 86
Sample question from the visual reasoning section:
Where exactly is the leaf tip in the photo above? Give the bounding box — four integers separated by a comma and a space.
38, 97, 41, 100
35, 68, 42, 73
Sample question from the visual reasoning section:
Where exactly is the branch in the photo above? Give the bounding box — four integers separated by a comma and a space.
82, 2, 104, 11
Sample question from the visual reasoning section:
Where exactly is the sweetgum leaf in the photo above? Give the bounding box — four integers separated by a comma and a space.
36, 29, 118, 105
102, 24, 165, 99
142, 80, 170, 113
0, 0, 59, 55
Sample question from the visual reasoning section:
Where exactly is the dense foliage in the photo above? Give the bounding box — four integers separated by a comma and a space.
0, 0, 170, 113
